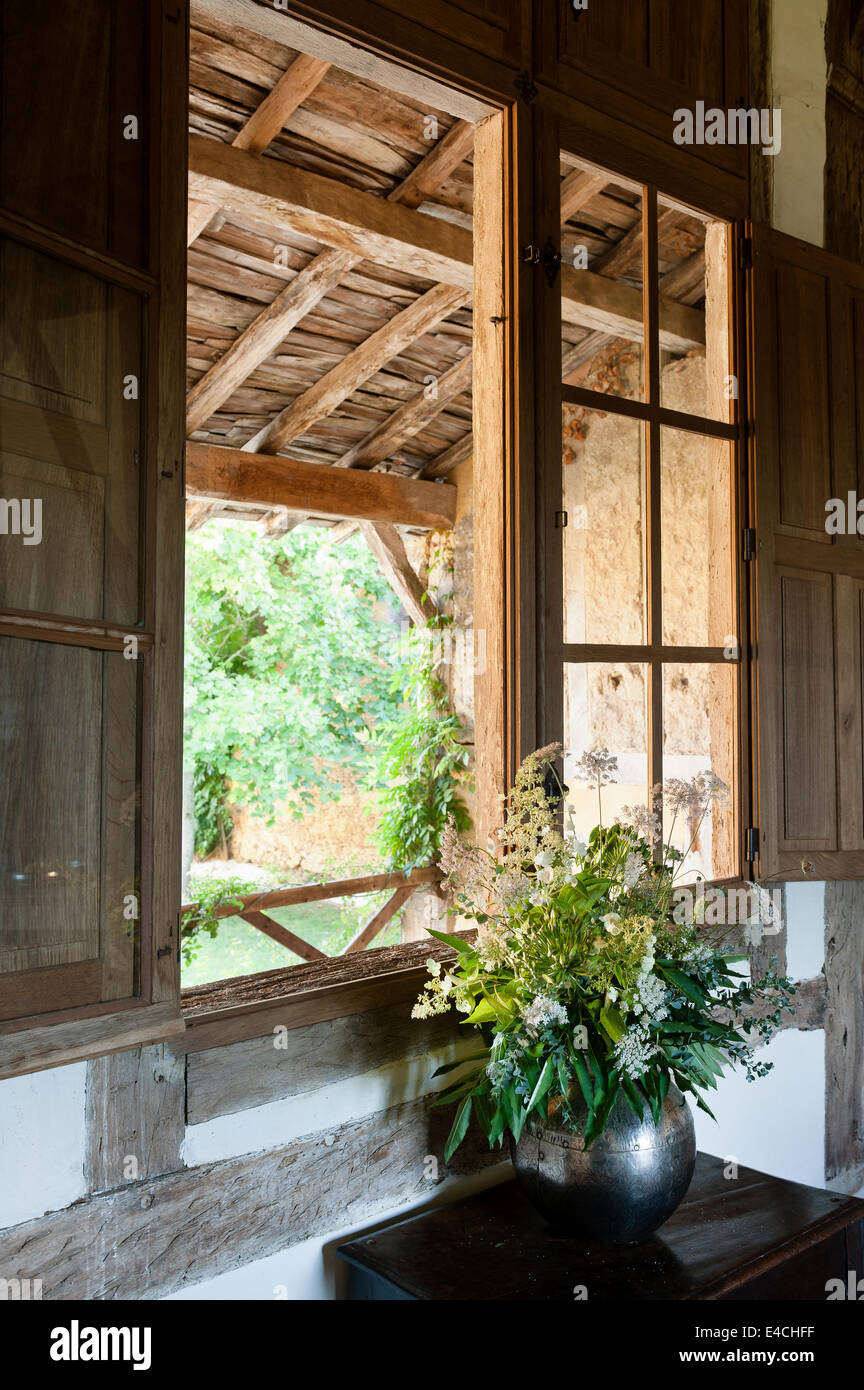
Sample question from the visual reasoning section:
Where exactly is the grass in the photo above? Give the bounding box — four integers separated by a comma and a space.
181, 894, 403, 988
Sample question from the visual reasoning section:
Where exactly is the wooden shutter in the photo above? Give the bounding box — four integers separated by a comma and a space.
750, 223, 864, 879
0, 0, 187, 1075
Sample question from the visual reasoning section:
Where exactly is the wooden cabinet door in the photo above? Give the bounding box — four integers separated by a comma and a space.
535, 1, 749, 183
750, 225, 864, 879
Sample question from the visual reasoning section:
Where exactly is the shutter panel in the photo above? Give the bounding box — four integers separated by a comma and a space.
751, 224, 864, 878
0, 0, 187, 1075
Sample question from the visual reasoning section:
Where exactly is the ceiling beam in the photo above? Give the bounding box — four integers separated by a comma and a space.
186, 120, 475, 436
560, 167, 607, 224
336, 351, 472, 472
186, 442, 457, 530
188, 137, 704, 350
358, 521, 436, 625
188, 54, 331, 247
186, 245, 356, 435
189, 133, 474, 289
242, 281, 467, 455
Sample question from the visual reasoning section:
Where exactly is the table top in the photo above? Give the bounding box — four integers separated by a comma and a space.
338, 1153, 864, 1300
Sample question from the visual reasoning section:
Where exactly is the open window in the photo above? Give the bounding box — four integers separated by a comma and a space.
541, 144, 745, 884
178, 7, 512, 1000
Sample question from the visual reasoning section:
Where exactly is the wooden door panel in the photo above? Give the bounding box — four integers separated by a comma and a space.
0, 0, 149, 267
536, 1, 748, 183
751, 225, 864, 877
0, 239, 144, 626
778, 569, 836, 849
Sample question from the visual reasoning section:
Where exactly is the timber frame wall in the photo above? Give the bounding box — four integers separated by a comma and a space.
1, 0, 864, 1298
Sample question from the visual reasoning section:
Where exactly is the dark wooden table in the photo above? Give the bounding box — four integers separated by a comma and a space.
338, 1153, 864, 1300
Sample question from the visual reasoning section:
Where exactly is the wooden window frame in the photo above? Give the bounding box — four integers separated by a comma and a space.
532, 115, 753, 888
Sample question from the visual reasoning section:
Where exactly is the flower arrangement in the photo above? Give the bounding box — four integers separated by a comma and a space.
413, 744, 795, 1161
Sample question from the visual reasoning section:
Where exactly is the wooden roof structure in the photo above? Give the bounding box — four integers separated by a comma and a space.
185, 9, 711, 538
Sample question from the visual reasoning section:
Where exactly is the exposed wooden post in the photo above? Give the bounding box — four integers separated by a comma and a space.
824, 881, 864, 1192
84, 1045, 185, 1194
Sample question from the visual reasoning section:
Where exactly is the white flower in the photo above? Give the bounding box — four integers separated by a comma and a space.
601, 911, 622, 935
621, 852, 643, 889
534, 849, 555, 870
566, 836, 588, 858
426, 957, 441, 977
522, 994, 568, 1035
537, 865, 554, 885
606, 986, 619, 1004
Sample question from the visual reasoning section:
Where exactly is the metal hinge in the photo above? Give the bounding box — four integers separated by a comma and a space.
737, 236, 753, 272
522, 237, 563, 288
554, 510, 568, 528
514, 71, 537, 103
745, 827, 760, 862
742, 527, 757, 561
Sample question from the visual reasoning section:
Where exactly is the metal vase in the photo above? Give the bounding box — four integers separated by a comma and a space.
511, 1084, 696, 1244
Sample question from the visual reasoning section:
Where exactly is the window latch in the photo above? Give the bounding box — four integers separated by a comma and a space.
745, 827, 760, 862
742, 527, 757, 561
522, 238, 563, 288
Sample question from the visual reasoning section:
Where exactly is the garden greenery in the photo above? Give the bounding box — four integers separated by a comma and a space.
413, 744, 795, 1161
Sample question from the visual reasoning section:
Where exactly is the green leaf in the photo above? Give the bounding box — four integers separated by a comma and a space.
431, 1051, 489, 1078
463, 997, 498, 1025
426, 929, 475, 955
527, 1055, 556, 1115
444, 1096, 473, 1162
599, 1005, 626, 1043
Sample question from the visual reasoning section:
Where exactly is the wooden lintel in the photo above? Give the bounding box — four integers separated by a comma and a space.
186, 442, 457, 531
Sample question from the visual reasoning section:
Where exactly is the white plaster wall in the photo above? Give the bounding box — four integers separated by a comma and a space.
0, 1063, 87, 1227
183, 1034, 476, 1166
771, 0, 828, 244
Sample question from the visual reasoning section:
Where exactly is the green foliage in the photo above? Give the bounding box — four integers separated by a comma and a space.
193, 761, 233, 858
184, 523, 404, 824
413, 746, 796, 1159
372, 621, 472, 869
180, 875, 270, 966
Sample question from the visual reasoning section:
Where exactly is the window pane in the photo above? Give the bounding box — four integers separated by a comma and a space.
563, 407, 646, 644
563, 661, 649, 839
0, 636, 140, 1015
662, 662, 738, 883
661, 426, 735, 648
657, 198, 733, 424
560, 153, 644, 401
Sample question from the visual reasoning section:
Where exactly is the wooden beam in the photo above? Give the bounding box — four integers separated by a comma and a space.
592, 205, 680, 280
660, 247, 706, 304
185, 499, 221, 531
84, 1045, 185, 1194
825, 882, 864, 1192
421, 431, 473, 479
388, 119, 474, 209
0, 1095, 499, 1299
560, 263, 704, 351
560, 167, 607, 224
243, 281, 468, 455
186, 999, 462, 1124
186, 246, 356, 434
189, 133, 475, 290
189, 137, 704, 350
186, 118, 473, 437
188, 53, 331, 247
337, 352, 472, 472
342, 885, 416, 954
240, 910, 327, 963
359, 520, 436, 624
186, 443, 457, 531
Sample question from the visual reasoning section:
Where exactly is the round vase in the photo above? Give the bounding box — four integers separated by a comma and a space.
510, 1085, 696, 1244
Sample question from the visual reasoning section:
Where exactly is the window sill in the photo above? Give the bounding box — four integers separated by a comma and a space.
180, 933, 472, 1053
